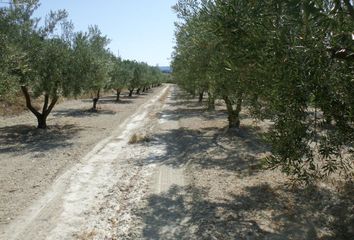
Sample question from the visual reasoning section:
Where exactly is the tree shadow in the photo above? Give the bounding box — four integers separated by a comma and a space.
139, 125, 268, 176
136, 86, 353, 239
52, 108, 116, 118
136, 182, 353, 239
321, 181, 354, 240
159, 87, 248, 122
166, 99, 203, 108
157, 108, 228, 122
98, 99, 133, 105
0, 124, 83, 156
138, 84, 269, 174
124, 95, 140, 99
83, 95, 134, 105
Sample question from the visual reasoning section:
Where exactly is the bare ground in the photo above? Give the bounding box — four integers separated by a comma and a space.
0, 85, 353, 240
75, 86, 353, 239
0, 87, 164, 232
132, 88, 354, 240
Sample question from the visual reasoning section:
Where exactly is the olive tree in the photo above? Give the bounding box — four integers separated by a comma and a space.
106, 55, 130, 102
171, 9, 213, 105
83, 26, 111, 111
1, 0, 80, 129
172, 0, 354, 182
172, 0, 259, 127
259, 0, 354, 181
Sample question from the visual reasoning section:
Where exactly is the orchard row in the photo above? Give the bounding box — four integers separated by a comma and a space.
171, 0, 354, 182
0, 1, 167, 129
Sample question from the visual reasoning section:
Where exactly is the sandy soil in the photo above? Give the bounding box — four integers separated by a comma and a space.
77, 86, 353, 239
130, 88, 353, 240
0, 86, 165, 234
1, 85, 353, 240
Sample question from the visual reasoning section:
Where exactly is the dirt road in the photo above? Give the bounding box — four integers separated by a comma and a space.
1, 84, 352, 239
0, 85, 167, 228
0, 85, 190, 239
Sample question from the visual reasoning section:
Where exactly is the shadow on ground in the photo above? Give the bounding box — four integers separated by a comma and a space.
137, 182, 353, 240
136, 88, 353, 239
0, 124, 82, 156
157, 108, 229, 122
98, 98, 133, 105
81, 95, 134, 105
136, 88, 269, 175
140, 125, 267, 176
53, 108, 116, 118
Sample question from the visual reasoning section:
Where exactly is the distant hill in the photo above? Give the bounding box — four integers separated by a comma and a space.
159, 66, 172, 74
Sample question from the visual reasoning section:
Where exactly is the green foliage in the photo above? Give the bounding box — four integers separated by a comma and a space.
106, 55, 128, 91
172, 0, 354, 182
0, 0, 165, 127
0, 35, 18, 98
71, 26, 111, 97
0, 0, 39, 98
32, 38, 72, 98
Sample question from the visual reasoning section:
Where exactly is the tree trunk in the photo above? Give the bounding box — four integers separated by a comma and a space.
92, 89, 100, 111
207, 91, 215, 111
142, 87, 146, 92
21, 86, 58, 129
136, 88, 141, 95
116, 89, 121, 102
129, 89, 134, 97
223, 95, 243, 129
37, 114, 48, 129
198, 91, 204, 103
228, 111, 240, 128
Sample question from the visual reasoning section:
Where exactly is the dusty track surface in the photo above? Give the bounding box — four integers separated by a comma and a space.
1, 85, 353, 239
77, 86, 352, 240
0, 85, 171, 239
0, 87, 166, 228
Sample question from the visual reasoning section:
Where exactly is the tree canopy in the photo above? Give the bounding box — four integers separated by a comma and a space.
172, 0, 354, 182
0, 0, 166, 127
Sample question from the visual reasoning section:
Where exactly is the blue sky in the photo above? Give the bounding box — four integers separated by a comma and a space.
34, 0, 178, 66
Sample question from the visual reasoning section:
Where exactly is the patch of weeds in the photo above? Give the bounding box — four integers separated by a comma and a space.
128, 133, 151, 144
74, 230, 97, 240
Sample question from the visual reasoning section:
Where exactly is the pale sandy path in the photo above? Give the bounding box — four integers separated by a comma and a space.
151, 89, 187, 194
0, 85, 170, 240
138, 86, 192, 239
72, 85, 191, 239
0, 86, 166, 228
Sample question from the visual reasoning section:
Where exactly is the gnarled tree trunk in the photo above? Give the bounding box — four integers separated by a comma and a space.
136, 88, 141, 95
128, 88, 134, 97
92, 89, 100, 111
116, 89, 121, 102
21, 86, 58, 129
198, 91, 204, 103
207, 91, 215, 111
223, 95, 243, 129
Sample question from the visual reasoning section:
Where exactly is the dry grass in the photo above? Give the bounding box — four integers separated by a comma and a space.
158, 87, 170, 103
74, 230, 97, 240
128, 133, 151, 144
0, 95, 43, 116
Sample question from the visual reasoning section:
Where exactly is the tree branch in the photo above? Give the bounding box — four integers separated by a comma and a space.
44, 96, 58, 117
343, 0, 354, 21
42, 93, 49, 114
96, 89, 100, 99
21, 86, 41, 118
235, 95, 243, 114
